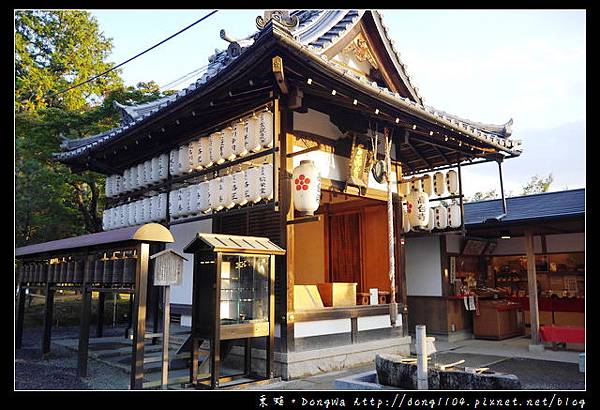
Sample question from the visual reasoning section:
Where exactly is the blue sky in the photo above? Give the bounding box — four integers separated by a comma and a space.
90, 9, 586, 197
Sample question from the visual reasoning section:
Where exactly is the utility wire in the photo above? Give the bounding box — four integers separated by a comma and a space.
159, 62, 210, 91
47, 9, 219, 98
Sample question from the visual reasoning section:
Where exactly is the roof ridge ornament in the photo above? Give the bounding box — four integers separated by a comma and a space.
256, 10, 299, 30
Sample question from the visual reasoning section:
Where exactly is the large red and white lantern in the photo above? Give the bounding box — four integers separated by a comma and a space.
406, 190, 430, 228
292, 160, 321, 216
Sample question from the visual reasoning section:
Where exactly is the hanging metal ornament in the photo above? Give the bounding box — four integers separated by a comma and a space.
370, 121, 387, 184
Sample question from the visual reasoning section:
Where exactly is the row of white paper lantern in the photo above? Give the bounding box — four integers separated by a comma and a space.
105, 154, 169, 198
169, 164, 274, 219
399, 169, 459, 197
103, 193, 168, 230
170, 110, 274, 177
401, 200, 462, 233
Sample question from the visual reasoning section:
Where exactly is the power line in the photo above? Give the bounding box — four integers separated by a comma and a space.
159, 63, 210, 91
48, 9, 219, 98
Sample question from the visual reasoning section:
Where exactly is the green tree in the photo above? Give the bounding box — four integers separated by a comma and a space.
465, 189, 498, 202
15, 10, 174, 246
521, 173, 553, 195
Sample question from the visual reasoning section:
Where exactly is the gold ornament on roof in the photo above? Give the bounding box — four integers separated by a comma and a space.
343, 32, 379, 70
256, 10, 299, 30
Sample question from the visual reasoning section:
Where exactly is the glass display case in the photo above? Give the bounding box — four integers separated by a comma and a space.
220, 254, 270, 325
184, 233, 285, 389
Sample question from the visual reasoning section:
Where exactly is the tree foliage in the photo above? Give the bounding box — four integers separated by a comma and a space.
520, 173, 553, 196
465, 189, 498, 203
15, 10, 172, 246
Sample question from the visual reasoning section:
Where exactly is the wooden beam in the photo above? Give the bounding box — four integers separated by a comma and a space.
15, 286, 26, 350
272, 56, 289, 94
78, 280, 92, 377
524, 229, 541, 346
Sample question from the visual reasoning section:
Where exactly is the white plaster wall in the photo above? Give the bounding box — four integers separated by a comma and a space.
294, 319, 351, 338
293, 108, 345, 140
357, 314, 395, 331
545, 233, 584, 253
167, 219, 212, 306
405, 236, 443, 296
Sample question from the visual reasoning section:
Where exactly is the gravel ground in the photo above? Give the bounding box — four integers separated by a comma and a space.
15, 325, 131, 390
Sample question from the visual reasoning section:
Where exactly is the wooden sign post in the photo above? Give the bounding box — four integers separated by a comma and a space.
150, 249, 187, 389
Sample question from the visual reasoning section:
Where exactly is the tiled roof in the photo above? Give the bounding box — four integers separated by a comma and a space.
54, 10, 519, 162
463, 189, 585, 226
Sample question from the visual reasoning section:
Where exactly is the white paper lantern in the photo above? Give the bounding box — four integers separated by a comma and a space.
292, 160, 321, 215
108, 207, 116, 229
259, 164, 274, 201
158, 153, 169, 181
188, 141, 200, 171
149, 195, 159, 221
257, 110, 274, 148
426, 208, 435, 231
114, 174, 122, 196
123, 169, 130, 193
447, 202, 462, 228
209, 132, 225, 165
102, 209, 111, 231
401, 201, 411, 233
245, 115, 262, 153
130, 165, 139, 190
196, 181, 210, 213
232, 121, 248, 157
145, 160, 153, 186
137, 163, 146, 188
221, 127, 235, 161
410, 178, 422, 192
124, 202, 132, 226
244, 167, 261, 204
178, 187, 190, 216
399, 181, 410, 197
406, 190, 430, 227
134, 201, 143, 225
434, 204, 448, 230
119, 205, 127, 228
433, 172, 446, 196
169, 149, 179, 176
158, 193, 167, 219
105, 175, 114, 197
422, 175, 434, 196
142, 197, 151, 222
222, 174, 235, 209
446, 170, 459, 195
231, 171, 247, 206
179, 144, 190, 174
169, 190, 178, 218
187, 184, 199, 214
198, 137, 212, 168
209, 177, 224, 211
150, 157, 160, 183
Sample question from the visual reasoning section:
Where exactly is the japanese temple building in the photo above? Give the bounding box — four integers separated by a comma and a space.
52, 10, 523, 379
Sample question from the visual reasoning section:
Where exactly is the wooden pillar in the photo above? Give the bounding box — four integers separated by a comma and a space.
394, 164, 409, 336
189, 257, 199, 385
266, 254, 276, 378
41, 282, 54, 359
78, 282, 92, 377
125, 295, 134, 339
211, 252, 223, 389
525, 229, 541, 345
96, 291, 105, 338
131, 243, 149, 390
15, 286, 26, 350
277, 95, 296, 355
